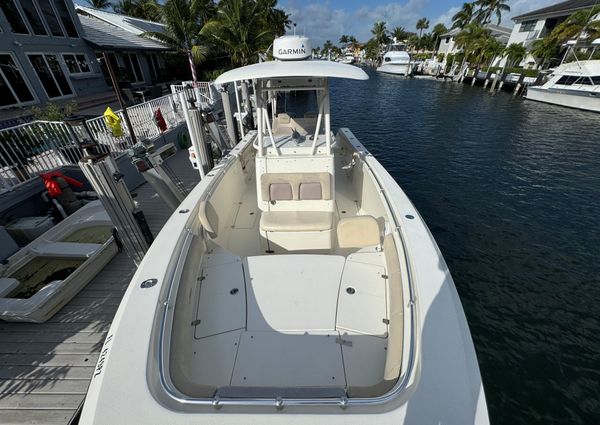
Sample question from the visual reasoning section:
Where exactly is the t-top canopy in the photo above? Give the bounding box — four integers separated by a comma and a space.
215, 60, 369, 84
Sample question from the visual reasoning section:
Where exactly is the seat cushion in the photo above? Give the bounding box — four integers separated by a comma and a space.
337, 215, 381, 248
260, 211, 333, 232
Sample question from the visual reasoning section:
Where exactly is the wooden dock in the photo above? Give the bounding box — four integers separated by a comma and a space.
0, 150, 199, 425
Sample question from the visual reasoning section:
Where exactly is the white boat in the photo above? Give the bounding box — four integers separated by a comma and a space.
525, 60, 600, 112
377, 42, 411, 76
0, 201, 116, 323
340, 50, 355, 64
81, 35, 488, 425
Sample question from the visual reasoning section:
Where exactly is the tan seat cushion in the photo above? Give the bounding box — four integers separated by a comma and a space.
337, 216, 381, 248
260, 211, 333, 232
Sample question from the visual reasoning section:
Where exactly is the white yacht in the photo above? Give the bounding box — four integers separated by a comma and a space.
80, 35, 488, 425
377, 41, 411, 76
525, 60, 600, 112
341, 49, 355, 64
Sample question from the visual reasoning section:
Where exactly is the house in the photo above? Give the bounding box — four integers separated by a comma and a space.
501, 0, 599, 68
0, 1, 170, 122
435, 24, 512, 67
0, 0, 107, 112
75, 6, 169, 87
75, 6, 169, 90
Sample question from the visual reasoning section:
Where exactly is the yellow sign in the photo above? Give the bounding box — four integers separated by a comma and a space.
104, 107, 123, 137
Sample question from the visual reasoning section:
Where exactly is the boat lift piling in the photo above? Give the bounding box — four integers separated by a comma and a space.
220, 84, 238, 147
79, 151, 153, 266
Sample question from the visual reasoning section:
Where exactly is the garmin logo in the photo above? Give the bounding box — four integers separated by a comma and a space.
277, 48, 306, 55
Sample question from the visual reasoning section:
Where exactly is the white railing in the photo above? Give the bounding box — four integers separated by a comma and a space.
0, 92, 187, 192
85, 92, 186, 152
0, 121, 81, 192
170, 81, 215, 104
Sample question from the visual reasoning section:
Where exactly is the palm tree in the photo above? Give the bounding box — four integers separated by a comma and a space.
454, 22, 491, 78
475, 0, 510, 25
201, 0, 279, 67
142, 0, 215, 82
256, 0, 290, 36
432, 23, 448, 50
416, 17, 429, 39
86, 0, 112, 9
391, 26, 409, 42
114, 0, 163, 21
371, 21, 390, 47
504, 43, 526, 67
452, 2, 475, 29
339, 35, 349, 45
549, 5, 600, 44
531, 37, 560, 69
482, 36, 504, 72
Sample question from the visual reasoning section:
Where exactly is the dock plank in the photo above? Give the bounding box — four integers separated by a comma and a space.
0, 409, 74, 425
0, 149, 198, 424
0, 378, 90, 394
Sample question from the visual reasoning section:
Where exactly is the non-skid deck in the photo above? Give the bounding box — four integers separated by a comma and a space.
185, 248, 389, 393
0, 150, 199, 425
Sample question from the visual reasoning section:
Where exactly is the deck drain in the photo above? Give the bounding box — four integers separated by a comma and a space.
179, 209, 189, 214
230, 288, 239, 295
405, 214, 415, 219
346, 287, 355, 295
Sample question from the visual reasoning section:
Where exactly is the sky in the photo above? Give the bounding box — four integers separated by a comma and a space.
278, 0, 559, 46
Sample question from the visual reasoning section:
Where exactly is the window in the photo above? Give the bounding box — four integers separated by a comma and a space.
0, 54, 35, 107
520, 20, 537, 32
146, 54, 161, 81
63, 54, 90, 74
123, 53, 143, 83
28, 54, 72, 98
0, 1, 29, 34
37, 0, 64, 36
445, 37, 451, 44
21, 0, 47, 35
53, 0, 78, 38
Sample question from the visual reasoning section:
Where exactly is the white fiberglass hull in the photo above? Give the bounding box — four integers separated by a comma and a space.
81, 129, 489, 425
525, 86, 600, 113
377, 63, 411, 76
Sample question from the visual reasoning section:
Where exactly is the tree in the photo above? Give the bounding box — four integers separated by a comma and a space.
85, 0, 112, 9
454, 22, 492, 77
256, 0, 290, 37
416, 17, 429, 39
114, 0, 163, 21
322, 39, 334, 57
371, 21, 390, 46
339, 35, 350, 45
201, 0, 281, 67
475, 0, 510, 25
504, 43, 526, 67
452, 2, 475, 29
549, 5, 600, 44
531, 37, 560, 69
431, 23, 448, 50
142, 0, 215, 82
391, 26, 410, 42
363, 38, 380, 65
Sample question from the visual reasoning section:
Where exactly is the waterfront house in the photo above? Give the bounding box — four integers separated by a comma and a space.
435, 24, 511, 68
75, 6, 169, 88
0, 2, 170, 127
0, 0, 107, 114
500, 0, 600, 68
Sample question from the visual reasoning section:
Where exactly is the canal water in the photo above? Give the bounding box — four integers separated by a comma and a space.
327, 68, 600, 424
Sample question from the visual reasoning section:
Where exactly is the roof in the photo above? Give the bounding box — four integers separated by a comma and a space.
440, 24, 511, 39
215, 60, 369, 84
75, 5, 166, 35
78, 15, 169, 51
513, 0, 598, 21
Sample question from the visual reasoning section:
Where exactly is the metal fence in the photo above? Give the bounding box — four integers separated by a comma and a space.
170, 81, 215, 104
0, 91, 189, 193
